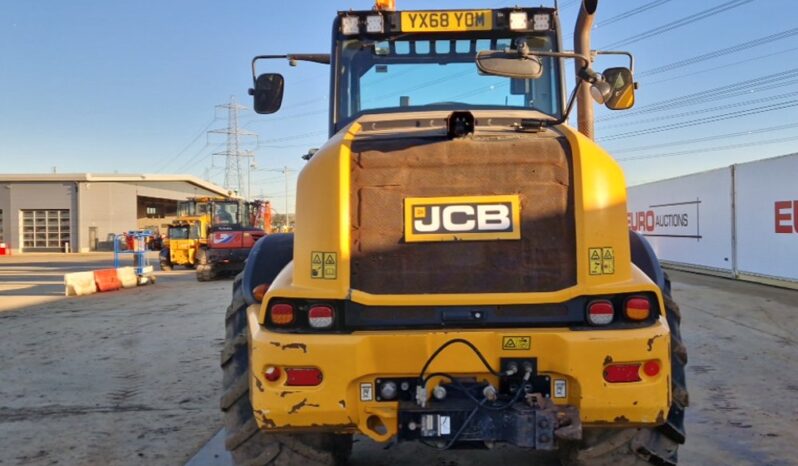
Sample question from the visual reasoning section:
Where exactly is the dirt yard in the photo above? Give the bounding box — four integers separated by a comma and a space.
1, 254, 797, 466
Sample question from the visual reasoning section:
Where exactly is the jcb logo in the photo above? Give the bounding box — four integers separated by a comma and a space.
404, 195, 521, 243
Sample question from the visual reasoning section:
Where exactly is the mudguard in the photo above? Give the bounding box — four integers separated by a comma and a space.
629, 230, 669, 296
240, 233, 294, 305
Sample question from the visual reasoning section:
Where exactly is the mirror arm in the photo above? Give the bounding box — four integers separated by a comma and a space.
594, 50, 635, 73
251, 54, 331, 85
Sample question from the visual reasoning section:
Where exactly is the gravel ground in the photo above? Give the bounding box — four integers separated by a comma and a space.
1, 254, 797, 466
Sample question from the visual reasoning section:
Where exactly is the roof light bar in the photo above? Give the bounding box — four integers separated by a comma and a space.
509, 11, 528, 31
342, 16, 360, 35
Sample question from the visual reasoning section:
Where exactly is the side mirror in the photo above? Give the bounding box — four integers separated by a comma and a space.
476, 51, 543, 80
249, 73, 284, 114
597, 67, 635, 110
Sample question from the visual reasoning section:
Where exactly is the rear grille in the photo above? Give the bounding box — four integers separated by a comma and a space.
350, 133, 576, 294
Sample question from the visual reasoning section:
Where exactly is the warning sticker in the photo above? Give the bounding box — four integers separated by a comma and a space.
502, 336, 531, 351
311, 251, 337, 279
588, 247, 615, 275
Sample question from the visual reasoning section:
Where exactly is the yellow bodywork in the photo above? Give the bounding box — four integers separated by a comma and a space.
250, 121, 672, 441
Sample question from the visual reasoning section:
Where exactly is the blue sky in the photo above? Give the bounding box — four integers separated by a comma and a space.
1, 0, 797, 211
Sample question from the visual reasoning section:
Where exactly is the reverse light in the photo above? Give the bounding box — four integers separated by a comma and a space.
366, 15, 384, 33
509, 11, 528, 30
532, 13, 550, 31
264, 366, 281, 382
625, 297, 651, 321
270, 303, 295, 326
285, 367, 323, 386
587, 299, 614, 325
308, 305, 335, 329
342, 16, 360, 35
603, 363, 642, 383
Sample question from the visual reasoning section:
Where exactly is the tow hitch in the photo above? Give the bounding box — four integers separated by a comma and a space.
397, 339, 582, 449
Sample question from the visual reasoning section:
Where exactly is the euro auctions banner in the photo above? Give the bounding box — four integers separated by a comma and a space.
626, 167, 734, 272
734, 154, 798, 281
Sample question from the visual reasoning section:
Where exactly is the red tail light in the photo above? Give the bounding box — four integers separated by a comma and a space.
625, 297, 651, 321
264, 366, 281, 382
643, 360, 661, 377
603, 363, 642, 383
587, 300, 614, 325
270, 303, 295, 325
285, 367, 323, 386
308, 305, 335, 329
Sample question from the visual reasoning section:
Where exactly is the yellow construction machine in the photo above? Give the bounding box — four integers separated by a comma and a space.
222, 1, 687, 464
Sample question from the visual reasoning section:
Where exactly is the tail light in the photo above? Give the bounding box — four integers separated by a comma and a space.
264, 366, 281, 382
285, 367, 323, 386
587, 300, 614, 325
308, 305, 335, 329
625, 297, 651, 321
269, 303, 295, 325
643, 360, 661, 377
603, 363, 641, 383
252, 283, 269, 302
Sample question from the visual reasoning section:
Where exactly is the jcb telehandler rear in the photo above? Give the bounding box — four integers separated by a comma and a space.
222, 1, 687, 464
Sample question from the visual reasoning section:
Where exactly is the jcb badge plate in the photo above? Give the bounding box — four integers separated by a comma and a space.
404, 195, 521, 243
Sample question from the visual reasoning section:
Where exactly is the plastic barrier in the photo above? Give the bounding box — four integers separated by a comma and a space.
64, 271, 98, 296
94, 268, 122, 292
116, 267, 138, 289
0, 243, 9, 256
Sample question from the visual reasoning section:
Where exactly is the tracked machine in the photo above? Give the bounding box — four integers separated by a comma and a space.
222, 1, 687, 464
160, 197, 266, 281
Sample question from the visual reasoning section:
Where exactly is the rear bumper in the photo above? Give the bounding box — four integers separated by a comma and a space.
246, 304, 671, 443
207, 247, 249, 267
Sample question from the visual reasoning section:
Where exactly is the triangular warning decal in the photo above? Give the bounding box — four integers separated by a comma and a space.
325, 255, 336, 264
603, 249, 614, 260
590, 250, 601, 260
312, 254, 322, 264
504, 339, 516, 348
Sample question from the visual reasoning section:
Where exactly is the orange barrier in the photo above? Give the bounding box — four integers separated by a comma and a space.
94, 268, 122, 292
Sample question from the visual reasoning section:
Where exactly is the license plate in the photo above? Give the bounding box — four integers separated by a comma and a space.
400, 10, 493, 33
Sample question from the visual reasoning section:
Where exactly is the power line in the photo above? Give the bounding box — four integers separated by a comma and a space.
595, 0, 673, 29
597, 67, 798, 122
601, 0, 753, 49
209, 96, 258, 199
599, 90, 798, 130
637, 27, 798, 77
644, 45, 798, 86
155, 116, 217, 173
598, 100, 798, 141
607, 122, 798, 154
618, 134, 798, 162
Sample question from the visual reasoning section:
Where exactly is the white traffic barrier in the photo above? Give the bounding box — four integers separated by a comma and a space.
116, 267, 138, 289
64, 271, 98, 296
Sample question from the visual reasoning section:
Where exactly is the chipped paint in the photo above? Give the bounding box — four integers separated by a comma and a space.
339, 400, 346, 409
279, 391, 297, 398
254, 376, 264, 392
613, 415, 629, 423
647, 334, 663, 351
603, 355, 613, 365
288, 398, 320, 414
269, 341, 281, 347
282, 342, 307, 353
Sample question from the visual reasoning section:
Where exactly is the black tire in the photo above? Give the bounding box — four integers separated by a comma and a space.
159, 248, 172, 271
221, 273, 353, 465
196, 248, 215, 282
560, 292, 688, 466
